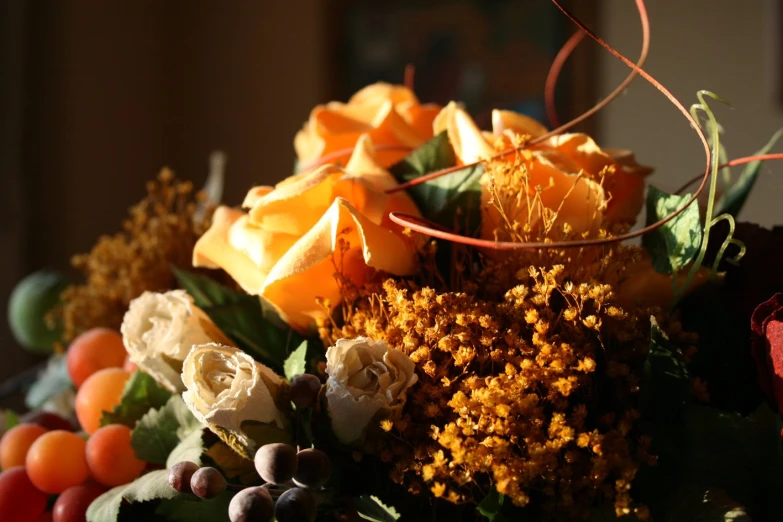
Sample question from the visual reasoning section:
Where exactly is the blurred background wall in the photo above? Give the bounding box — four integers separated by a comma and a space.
599, 0, 783, 226
2, 0, 782, 398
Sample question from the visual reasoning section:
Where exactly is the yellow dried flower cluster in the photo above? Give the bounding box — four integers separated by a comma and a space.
56, 170, 213, 341
327, 261, 661, 519
482, 142, 611, 244
320, 133, 689, 518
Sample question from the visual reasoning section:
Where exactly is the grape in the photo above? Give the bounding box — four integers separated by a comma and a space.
254, 443, 298, 484
274, 487, 317, 522
190, 467, 226, 499
228, 486, 274, 522
86, 424, 146, 486
290, 374, 322, 409
66, 328, 127, 388
26, 431, 89, 494
74, 368, 130, 434
0, 423, 48, 470
52, 482, 106, 522
37, 512, 53, 522
20, 411, 76, 432
168, 461, 200, 493
294, 448, 331, 489
0, 467, 49, 522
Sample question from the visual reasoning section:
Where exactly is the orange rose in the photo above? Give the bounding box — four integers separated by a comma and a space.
607, 254, 715, 309
193, 135, 420, 331
434, 102, 652, 241
435, 103, 708, 309
294, 83, 440, 169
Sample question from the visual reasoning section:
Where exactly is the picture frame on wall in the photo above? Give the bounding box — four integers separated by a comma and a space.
326, 0, 598, 134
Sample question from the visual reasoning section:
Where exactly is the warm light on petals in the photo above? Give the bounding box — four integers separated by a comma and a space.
194, 136, 420, 331
295, 82, 439, 168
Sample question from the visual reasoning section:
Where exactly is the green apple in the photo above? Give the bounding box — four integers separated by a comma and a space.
8, 270, 69, 353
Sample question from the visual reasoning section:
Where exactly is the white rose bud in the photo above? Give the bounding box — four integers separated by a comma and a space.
325, 337, 418, 445
121, 290, 231, 392
182, 343, 290, 457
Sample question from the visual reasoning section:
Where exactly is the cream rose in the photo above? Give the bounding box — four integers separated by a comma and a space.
182, 343, 289, 457
325, 337, 418, 445
121, 290, 231, 392
193, 135, 421, 331
295, 82, 440, 169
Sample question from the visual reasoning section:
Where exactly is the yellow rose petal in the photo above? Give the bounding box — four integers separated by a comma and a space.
193, 207, 268, 294
262, 198, 418, 330
434, 102, 495, 164
492, 109, 549, 139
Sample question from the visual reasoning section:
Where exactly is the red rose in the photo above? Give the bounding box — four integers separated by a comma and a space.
750, 293, 783, 412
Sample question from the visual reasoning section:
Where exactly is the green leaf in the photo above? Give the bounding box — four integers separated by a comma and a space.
716, 129, 783, 218
477, 490, 509, 521
283, 341, 308, 380
4, 410, 19, 430
355, 495, 401, 521
130, 395, 203, 465
154, 491, 234, 521
389, 131, 482, 232
100, 371, 172, 428
409, 164, 484, 231
642, 186, 703, 274
389, 131, 456, 182
171, 267, 304, 372
25, 354, 73, 409
640, 316, 690, 422
86, 470, 180, 522
166, 427, 207, 468
171, 266, 241, 309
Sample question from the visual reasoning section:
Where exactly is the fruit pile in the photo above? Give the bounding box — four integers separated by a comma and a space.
168, 443, 333, 522
0, 328, 145, 522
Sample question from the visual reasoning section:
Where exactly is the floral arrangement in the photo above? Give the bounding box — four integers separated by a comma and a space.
3, 2, 783, 521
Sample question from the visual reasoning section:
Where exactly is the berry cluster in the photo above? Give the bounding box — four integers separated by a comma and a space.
169, 442, 332, 522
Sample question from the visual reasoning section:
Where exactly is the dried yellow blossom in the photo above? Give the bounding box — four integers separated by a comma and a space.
55, 170, 217, 341
326, 260, 664, 518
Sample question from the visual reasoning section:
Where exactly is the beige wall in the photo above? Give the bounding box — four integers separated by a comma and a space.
597, 0, 783, 227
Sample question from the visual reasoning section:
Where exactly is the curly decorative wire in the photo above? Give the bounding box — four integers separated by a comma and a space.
674, 153, 783, 195
532, 0, 650, 144
302, 0, 782, 251
389, 0, 717, 251
544, 30, 585, 129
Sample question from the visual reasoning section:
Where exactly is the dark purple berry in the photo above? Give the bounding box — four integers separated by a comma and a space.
294, 448, 331, 489
254, 443, 298, 484
168, 461, 200, 493
290, 374, 322, 409
228, 486, 274, 522
275, 487, 317, 522
190, 467, 226, 499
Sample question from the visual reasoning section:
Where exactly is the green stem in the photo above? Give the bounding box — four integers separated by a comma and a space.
672, 91, 729, 304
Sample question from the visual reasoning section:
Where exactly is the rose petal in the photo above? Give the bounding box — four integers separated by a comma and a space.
122, 290, 229, 392
261, 199, 418, 330
182, 343, 288, 455
324, 337, 418, 445
492, 109, 549, 139
610, 253, 715, 309
193, 207, 269, 295
751, 293, 783, 410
